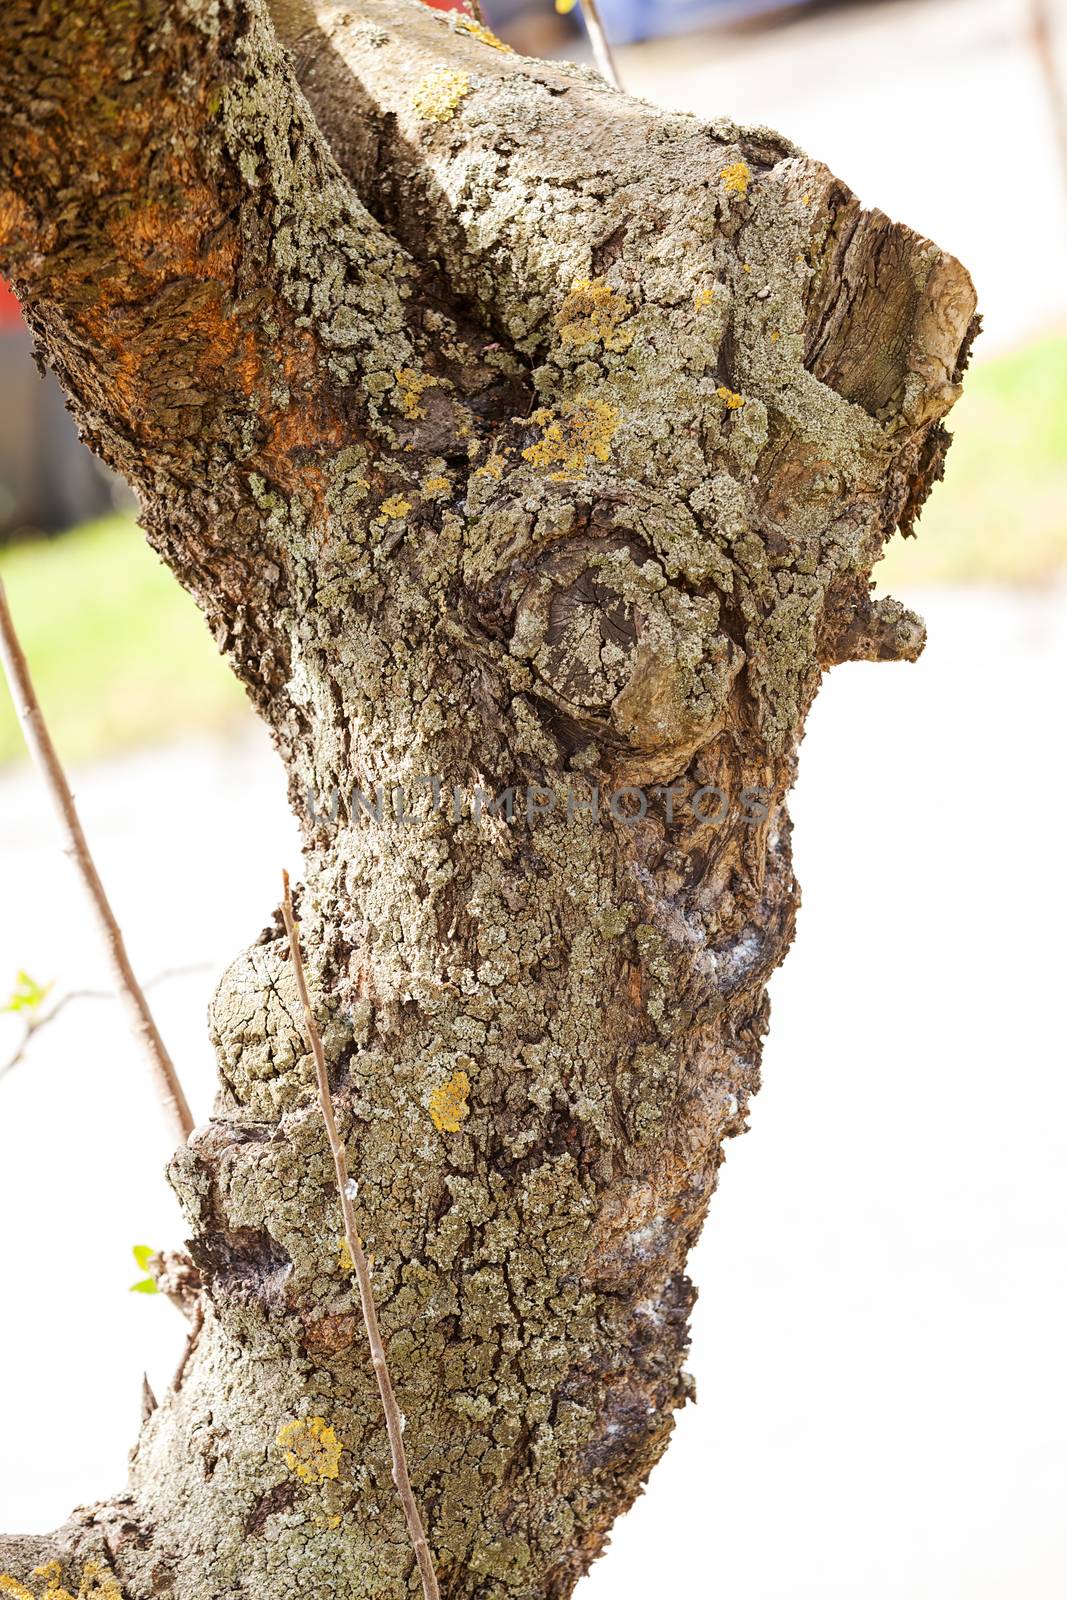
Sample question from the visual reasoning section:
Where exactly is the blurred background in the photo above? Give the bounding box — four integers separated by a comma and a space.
1, 0, 1065, 1593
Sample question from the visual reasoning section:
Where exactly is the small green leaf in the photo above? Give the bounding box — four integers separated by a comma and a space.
2, 971, 53, 1015
129, 1244, 159, 1293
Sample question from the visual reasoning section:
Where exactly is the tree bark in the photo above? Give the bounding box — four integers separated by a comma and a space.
0, 2, 978, 1596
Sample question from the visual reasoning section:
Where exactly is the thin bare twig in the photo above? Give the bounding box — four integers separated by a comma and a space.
1030, 0, 1067, 199
0, 964, 210, 1082
0, 576, 193, 1142
579, 0, 623, 92
281, 872, 440, 1600
1, 988, 104, 1081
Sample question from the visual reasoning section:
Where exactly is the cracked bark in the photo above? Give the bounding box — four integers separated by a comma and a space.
0, 1, 977, 1596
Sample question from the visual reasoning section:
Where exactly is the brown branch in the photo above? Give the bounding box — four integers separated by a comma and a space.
0, 576, 194, 1142
170, 1300, 205, 1395
578, 0, 623, 91
281, 871, 441, 1600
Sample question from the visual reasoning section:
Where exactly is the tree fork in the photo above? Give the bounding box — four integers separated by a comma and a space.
0, 1, 977, 1596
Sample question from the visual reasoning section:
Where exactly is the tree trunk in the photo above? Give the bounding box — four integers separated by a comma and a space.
0, 2, 978, 1595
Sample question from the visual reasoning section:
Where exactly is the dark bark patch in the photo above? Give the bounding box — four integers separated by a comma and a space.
188, 1227, 293, 1306
244, 1480, 300, 1537
590, 221, 628, 277
897, 421, 951, 539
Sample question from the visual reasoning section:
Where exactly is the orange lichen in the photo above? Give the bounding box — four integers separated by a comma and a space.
557, 277, 633, 352
338, 1234, 354, 1271
110, 189, 237, 287
717, 386, 745, 410
693, 287, 717, 309
429, 1069, 471, 1133
304, 1311, 360, 1354
0, 189, 33, 252
412, 68, 472, 124
264, 397, 344, 466
523, 398, 620, 474
276, 1416, 343, 1483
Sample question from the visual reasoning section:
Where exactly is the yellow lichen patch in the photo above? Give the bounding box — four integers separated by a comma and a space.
34, 1566, 67, 1598
338, 1235, 354, 1271
769, 329, 780, 343
429, 1069, 471, 1133
75, 1563, 120, 1600
421, 473, 451, 496
0, 1578, 35, 1599
277, 1416, 343, 1484
380, 494, 412, 519
29, 1563, 72, 1600
721, 161, 751, 195
7, 1559, 122, 1600
474, 450, 507, 481
454, 13, 513, 50
557, 277, 633, 352
693, 287, 717, 310
395, 367, 440, 420
802, 191, 812, 206
412, 68, 472, 124
717, 386, 745, 410
523, 399, 620, 474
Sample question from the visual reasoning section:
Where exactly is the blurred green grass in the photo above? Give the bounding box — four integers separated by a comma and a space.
0, 514, 249, 766
0, 333, 1064, 768
878, 330, 1067, 587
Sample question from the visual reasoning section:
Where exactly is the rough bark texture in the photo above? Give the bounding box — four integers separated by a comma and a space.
0, 2, 978, 1596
